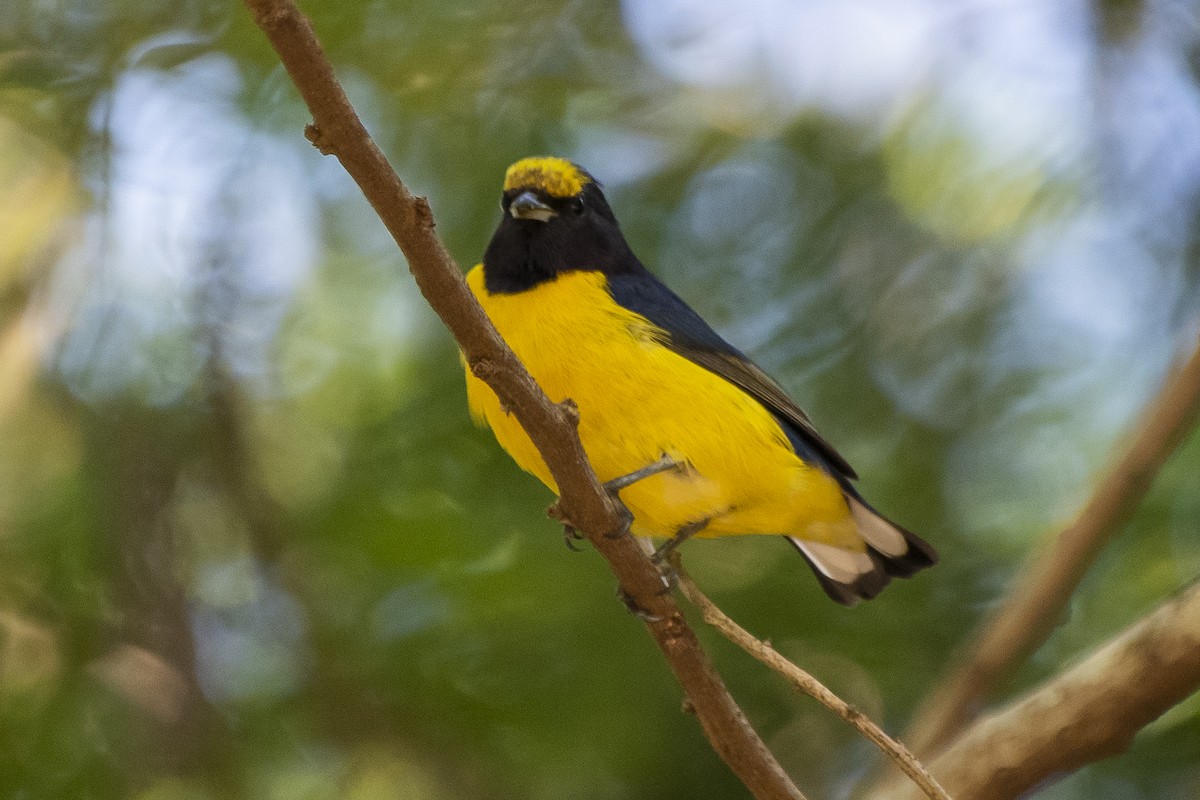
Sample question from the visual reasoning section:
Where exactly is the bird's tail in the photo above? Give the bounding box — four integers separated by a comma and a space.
786, 496, 937, 606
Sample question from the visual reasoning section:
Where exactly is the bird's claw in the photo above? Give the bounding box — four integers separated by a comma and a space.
562, 524, 586, 551
603, 502, 635, 540
655, 562, 680, 593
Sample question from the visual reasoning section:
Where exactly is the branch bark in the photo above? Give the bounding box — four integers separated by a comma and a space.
874, 581, 1200, 800
242, 2, 804, 798
902, 335, 1200, 759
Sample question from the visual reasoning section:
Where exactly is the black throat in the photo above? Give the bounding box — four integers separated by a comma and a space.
481, 221, 563, 294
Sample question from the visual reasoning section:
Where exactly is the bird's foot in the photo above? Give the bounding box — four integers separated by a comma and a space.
562, 524, 586, 551
603, 502, 635, 540
616, 585, 663, 622
548, 501, 590, 551
547, 489, 634, 548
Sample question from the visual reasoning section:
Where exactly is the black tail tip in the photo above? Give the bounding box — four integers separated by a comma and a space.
881, 527, 938, 579
787, 530, 937, 607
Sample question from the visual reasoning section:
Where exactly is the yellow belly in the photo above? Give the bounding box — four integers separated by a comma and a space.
463, 265, 856, 546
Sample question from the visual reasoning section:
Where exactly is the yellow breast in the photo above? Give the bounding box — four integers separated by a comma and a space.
462, 265, 854, 545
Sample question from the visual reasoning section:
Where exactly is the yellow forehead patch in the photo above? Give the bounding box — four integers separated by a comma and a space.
503, 157, 590, 198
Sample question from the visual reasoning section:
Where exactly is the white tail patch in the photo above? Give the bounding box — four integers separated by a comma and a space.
791, 539, 876, 584
848, 497, 908, 557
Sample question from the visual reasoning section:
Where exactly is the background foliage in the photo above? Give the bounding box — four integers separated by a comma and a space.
2, 1, 1200, 798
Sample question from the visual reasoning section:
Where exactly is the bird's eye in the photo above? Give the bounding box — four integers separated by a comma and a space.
569, 196, 585, 215
500, 194, 512, 211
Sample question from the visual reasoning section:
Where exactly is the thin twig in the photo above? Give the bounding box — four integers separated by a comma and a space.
872, 580, 1200, 800
900, 335, 1200, 760
674, 568, 952, 800
241, 2, 805, 798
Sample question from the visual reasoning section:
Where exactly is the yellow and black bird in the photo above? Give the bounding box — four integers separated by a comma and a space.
463, 157, 936, 605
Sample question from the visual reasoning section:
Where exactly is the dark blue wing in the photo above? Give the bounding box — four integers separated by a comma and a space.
605, 269, 858, 481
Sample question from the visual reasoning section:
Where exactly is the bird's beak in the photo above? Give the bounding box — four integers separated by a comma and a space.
510, 191, 557, 222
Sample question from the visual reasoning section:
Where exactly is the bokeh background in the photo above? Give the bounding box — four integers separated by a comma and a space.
2, 0, 1200, 798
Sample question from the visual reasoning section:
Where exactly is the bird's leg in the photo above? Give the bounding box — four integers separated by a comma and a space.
652, 517, 711, 566
596, 454, 682, 541
603, 453, 683, 493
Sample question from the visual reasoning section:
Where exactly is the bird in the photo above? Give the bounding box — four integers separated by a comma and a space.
462, 156, 936, 605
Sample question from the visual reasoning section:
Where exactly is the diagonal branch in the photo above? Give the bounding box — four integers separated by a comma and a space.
674, 567, 951, 800
902, 335, 1200, 760
241, 2, 804, 798
876, 580, 1200, 800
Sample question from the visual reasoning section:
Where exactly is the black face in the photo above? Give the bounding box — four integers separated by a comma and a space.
482, 181, 640, 294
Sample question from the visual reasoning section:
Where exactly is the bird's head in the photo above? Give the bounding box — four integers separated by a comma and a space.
500, 157, 611, 222
483, 157, 635, 293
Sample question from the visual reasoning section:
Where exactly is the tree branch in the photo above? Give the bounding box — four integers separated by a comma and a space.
903, 335, 1200, 759
241, 2, 804, 798
674, 567, 951, 800
875, 580, 1200, 800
